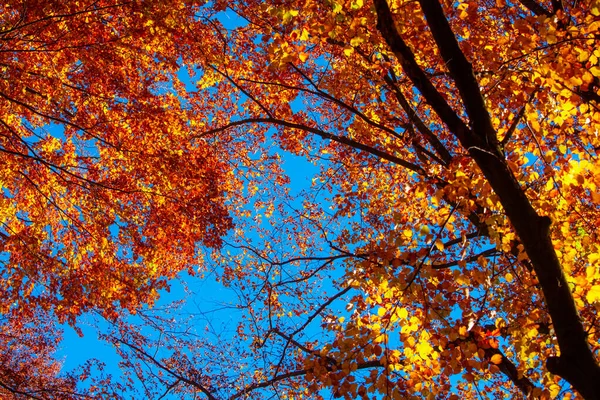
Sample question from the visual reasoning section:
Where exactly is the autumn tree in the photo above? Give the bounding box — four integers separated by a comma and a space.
0, 0, 234, 393
110, 0, 600, 398
3, 0, 600, 399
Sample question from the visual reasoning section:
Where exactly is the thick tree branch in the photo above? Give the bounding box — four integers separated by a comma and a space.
516, 0, 552, 16
413, 138, 445, 166
483, 347, 536, 396
373, 0, 472, 147
417, 0, 498, 150
451, 333, 537, 396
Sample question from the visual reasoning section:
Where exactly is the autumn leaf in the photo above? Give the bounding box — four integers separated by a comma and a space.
490, 354, 503, 365
587, 286, 600, 304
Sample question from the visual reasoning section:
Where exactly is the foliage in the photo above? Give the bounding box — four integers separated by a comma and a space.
0, 0, 232, 324
1, 0, 600, 398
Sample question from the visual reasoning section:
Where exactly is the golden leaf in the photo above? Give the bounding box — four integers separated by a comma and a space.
490, 354, 503, 364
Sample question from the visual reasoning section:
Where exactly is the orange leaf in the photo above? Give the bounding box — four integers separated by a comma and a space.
490, 354, 503, 365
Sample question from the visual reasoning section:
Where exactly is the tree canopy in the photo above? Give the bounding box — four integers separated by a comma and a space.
1, 0, 600, 398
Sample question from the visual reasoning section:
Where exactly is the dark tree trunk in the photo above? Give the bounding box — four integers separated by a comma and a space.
374, 0, 600, 397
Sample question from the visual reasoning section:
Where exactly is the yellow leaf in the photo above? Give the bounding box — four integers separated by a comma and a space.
403, 229, 413, 239
351, 0, 364, 9
416, 341, 433, 358
282, 9, 299, 23
559, 144, 567, 154
587, 285, 600, 303
435, 239, 444, 251
549, 384, 561, 397
569, 76, 582, 86
197, 69, 222, 89
41, 136, 61, 153
457, 2, 468, 19
343, 46, 354, 56
299, 28, 309, 41
420, 225, 430, 235
398, 307, 408, 319
490, 354, 503, 364
583, 71, 594, 85
505, 273, 514, 283
350, 36, 364, 47
298, 52, 308, 62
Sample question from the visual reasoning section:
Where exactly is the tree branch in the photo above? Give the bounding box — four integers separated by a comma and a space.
516, 0, 552, 16
417, 0, 498, 150
500, 87, 539, 148
483, 347, 536, 396
383, 73, 453, 165
375, 1, 600, 397
432, 247, 499, 270
112, 337, 218, 400
374, 0, 472, 147
451, 332, 537, 396
197, 117, 427, 175
229, 360, 382, 400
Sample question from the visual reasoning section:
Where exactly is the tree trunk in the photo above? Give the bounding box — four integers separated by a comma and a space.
374, 0, 600, 397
